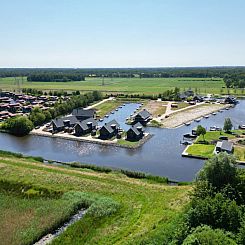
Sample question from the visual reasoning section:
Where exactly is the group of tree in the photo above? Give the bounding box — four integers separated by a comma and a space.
172, 153, 245, 244
1, 91, 103, 136
27, 73, 85, 82
224, 74, 245, 88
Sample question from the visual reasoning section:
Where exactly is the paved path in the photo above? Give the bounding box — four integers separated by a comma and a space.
86, 97, 115, 109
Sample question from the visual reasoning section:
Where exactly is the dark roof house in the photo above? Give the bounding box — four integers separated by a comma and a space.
51, 115, 79, 132
72, 108, 96, 120
215, 140, 234, 154
224, 96, 238, 104
99, 119, 120, 140
134, 109, 152, 125
126, 122, 145, 141
74, 118, 98, 136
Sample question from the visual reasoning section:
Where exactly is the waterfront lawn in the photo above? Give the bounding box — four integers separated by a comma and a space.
0, 151, 190, 245
195, 130, 243, 144
117, 138, 140, 148
94, 100, 122, 117
186, 144, 215, 159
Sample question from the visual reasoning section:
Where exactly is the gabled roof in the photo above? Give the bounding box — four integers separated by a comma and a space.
216, 140, 233, 152
52, 115, 78, 128
127, 122, 145, 136
136, 109, 151, 120
100, 119, 120, 133
75, 118, 98, 131
72, 108, 95, 118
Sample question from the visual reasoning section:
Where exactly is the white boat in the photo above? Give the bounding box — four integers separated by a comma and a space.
99, 118, 103, 122
185, 122, 191, 126
212, 112, 217, 115
204, 115, 209, 119
105, 114, 109, 118
111, 111, 115, 114
195, 118, 201, 122
210, 126, 217, 131
116, 109, 118, 111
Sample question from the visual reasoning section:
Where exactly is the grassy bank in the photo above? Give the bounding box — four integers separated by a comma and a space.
0, 151, 190, 244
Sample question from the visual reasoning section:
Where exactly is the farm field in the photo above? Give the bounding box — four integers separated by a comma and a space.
0, 77, 229, 95
0, 151, 190, 245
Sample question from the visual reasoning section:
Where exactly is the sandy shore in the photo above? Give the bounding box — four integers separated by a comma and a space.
161, 103, 231, 128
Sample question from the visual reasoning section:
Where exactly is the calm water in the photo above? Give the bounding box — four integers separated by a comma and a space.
0, 101, 244, 182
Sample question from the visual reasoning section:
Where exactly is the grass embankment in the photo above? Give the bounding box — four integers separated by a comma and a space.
171, 102, 190, 110
0, 151, 190, 245
186, 130, 245, 161
0, 76, 229, 95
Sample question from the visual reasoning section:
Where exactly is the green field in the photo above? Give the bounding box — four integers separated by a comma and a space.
0, 76, 231, 95
0, 151, 190, 244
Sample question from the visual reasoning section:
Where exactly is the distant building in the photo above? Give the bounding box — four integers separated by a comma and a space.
74, 118, 98, 136
72, 108, 96, 121
224, 96, 238, 104
215, 140, 234, 154
126, 122, 144, 141
193, 95, 203, 102
179, 90, 194, 100
99, 119, 120, 140
134, 109, 152, 125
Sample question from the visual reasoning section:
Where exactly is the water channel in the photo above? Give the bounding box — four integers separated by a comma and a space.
0, 100, 244, 182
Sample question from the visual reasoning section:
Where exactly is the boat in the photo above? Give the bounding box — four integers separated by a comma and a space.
210, 126, 217, 131
116, 109, 118, 111
204, 115, 209, 119
99, 118, 103, 122
183, 133, 197, 139
111, 111, 115, 114
105, 114, 109, 118
226, 107, 229, 110
194, 118, 202, 122
212, 112, 217, 115
239, 125, 245, 130
185, 122, 191, 126
182, 141, 192, 145
219, 110, 223, 113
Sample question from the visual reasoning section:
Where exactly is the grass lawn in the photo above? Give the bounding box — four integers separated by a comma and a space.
171, 102, 190, 111
234, 146, 245, 162
94, 100, 123, 117
186, 144, 215, 159
195, 130, 244, 143
0, 151, 190, 245
117, 138, 140, 148
0, 76, 232, 95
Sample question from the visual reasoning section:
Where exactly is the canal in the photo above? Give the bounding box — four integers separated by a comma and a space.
0, 100, 244, 182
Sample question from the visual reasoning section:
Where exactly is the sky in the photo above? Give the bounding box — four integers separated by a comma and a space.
0, 0, 245, 68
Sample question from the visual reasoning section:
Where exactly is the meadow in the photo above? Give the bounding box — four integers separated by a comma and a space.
0, 76, 231, 95
0, 151, 190, 245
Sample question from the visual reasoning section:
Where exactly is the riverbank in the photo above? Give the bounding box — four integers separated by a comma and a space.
161, 103, 231, 128
0, 150, 190, 245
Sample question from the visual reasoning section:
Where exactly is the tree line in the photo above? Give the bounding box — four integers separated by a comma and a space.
1, 67, 245, 80
27, 73, 85, 82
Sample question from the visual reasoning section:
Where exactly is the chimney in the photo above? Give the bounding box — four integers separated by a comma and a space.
87, 121, 93, 130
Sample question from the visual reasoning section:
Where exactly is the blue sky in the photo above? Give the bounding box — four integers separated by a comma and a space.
0, 0, 245, 67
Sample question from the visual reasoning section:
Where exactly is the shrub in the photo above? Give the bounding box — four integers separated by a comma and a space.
183, 225, 236, 245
